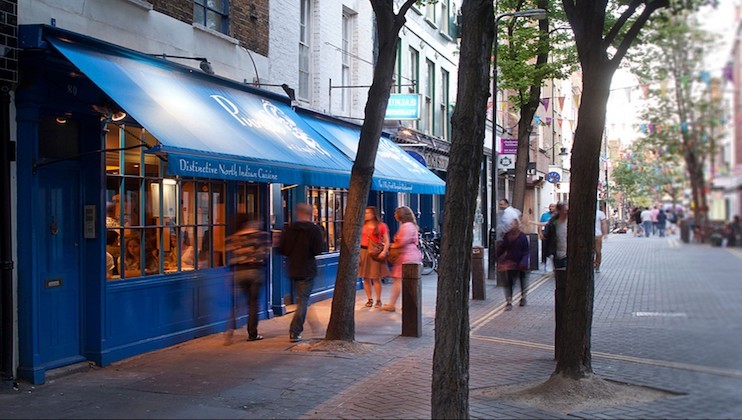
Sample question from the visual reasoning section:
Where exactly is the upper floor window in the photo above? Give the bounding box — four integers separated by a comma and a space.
439, 69, 450, 139
194, 0, 230, 35
425, 2, 436, 24
341, 11, 354, 114
423, 59, 435, 134
298, 0, 312, 100
439, 0, 450, 35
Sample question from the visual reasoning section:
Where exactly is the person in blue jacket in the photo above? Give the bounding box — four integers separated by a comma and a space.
495, 224, 530, 310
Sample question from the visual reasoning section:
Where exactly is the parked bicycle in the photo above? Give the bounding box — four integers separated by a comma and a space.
418, 231, 440, 275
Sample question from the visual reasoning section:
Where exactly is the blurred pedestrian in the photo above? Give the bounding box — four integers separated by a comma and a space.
594, 206, 607, 273
657, 208, 667, 237
358, 206, 390, 308
224, 214, 270, 344
279, 203, 324, 342
495, 224, 530, 310
641, 207, 653, 238
536, 203, 556, 269
381, 206, 422, 312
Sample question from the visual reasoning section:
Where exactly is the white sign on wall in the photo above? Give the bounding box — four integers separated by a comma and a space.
498, 154, 515, 170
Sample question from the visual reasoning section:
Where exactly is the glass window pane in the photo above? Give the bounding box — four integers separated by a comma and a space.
123, 178, 142, 227
194, 5, 205, 25
212, 182, 225, 225
197, 182, 210, 225
182, 227, 196, 270
106, 228, 122, 280
182, 181, 196, 226
143, 228, 161, 275
120, 229, 143, 278
123, 127, 142, 176
212, 225, 226, 267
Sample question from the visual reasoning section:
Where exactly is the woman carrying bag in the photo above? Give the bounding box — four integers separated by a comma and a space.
381, 206, 422, 312
358, 206, 391, 308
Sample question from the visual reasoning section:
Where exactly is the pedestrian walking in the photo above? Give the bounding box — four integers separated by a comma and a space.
495, 224, 530, 310
358, 206, 391, 308
536, 203, 556, 269
224, 214, 270, 344
594, 206, 608, 273
651, 206, 660, 236
381, 206, 422, 312
657, 208, 667, 237
279, 203, 324, 342
641, 207, 653, 238
632, 207, 643, 237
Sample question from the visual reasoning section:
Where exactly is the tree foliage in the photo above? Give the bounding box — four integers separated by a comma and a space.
495, 0, 578, 211
629, 10, 724, 227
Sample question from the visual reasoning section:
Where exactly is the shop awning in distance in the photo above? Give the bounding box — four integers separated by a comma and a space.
44, 30, 353, 188
297, 111, 446, 195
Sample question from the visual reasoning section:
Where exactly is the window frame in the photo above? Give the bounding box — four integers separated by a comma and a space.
298, 0, 312, 101
193, 0, 230, 35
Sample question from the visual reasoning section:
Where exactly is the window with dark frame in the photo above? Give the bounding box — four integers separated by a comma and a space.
194, 0, 230, 35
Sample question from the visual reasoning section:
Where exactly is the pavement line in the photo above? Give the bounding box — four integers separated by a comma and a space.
726, 247, 742, 259
469, 272, 552, 333
471, 335, 742, 379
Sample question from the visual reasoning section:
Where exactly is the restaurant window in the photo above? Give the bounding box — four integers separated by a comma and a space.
104, 124, 226, 281
307, 187, 347, 252
194, 0, 230, 35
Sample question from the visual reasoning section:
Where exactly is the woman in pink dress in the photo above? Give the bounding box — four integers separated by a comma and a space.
381, 206, 422, 312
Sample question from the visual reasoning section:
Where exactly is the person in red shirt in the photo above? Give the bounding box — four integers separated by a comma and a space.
358, 206, 391, 308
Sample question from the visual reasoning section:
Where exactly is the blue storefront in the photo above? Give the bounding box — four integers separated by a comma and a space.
13, 25, 445, 384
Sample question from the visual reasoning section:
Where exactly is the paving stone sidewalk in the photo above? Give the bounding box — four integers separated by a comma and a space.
1, 233, 741, 419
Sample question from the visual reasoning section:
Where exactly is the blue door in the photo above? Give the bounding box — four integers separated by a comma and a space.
36, 166, 82, 366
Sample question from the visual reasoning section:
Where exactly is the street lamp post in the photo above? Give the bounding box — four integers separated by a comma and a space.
488, 8, 547, 280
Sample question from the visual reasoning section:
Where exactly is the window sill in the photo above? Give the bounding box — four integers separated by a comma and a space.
410, 5, 423, 15
424, 18, 438, 30
439, 32, 454, 42
193, 23, 239, 45
124, 0, 153, 11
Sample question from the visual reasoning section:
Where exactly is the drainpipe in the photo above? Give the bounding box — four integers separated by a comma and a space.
1, 82, 14, 381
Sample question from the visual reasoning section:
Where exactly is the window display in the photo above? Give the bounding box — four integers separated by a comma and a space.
104, 125, 226, 280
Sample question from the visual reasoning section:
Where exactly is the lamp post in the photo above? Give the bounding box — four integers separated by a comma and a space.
488, 8, 547, 279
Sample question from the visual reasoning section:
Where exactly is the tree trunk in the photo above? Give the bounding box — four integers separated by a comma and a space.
430, 0, 493, 417
325, 0, 415, 341
512, 89, 541, 212
553, 61, 613, 380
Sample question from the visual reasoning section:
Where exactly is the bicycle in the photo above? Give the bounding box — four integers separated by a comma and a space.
418, 231, 440, 275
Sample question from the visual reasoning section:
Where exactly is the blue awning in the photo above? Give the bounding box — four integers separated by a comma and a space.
45, 33, 353, 188
297, 111, 446, 195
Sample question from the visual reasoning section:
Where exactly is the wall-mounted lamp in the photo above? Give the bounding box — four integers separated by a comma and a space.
149, 53, 215, 75
558, 147, 569, 157
92, 103, 127, 123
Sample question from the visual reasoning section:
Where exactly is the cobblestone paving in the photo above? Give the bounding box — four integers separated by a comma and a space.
1, 233, 740, 419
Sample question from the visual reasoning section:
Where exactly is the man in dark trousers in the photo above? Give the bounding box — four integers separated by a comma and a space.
279, 203, 324, 342
225, 214, 270, 344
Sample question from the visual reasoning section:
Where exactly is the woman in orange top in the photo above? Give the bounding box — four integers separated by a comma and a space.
358, 206, 391, 308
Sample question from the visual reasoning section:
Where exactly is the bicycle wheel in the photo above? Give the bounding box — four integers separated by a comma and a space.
421, 247, 435, 275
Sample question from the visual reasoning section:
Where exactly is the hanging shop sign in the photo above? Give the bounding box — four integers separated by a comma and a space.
385, 94, 421, 120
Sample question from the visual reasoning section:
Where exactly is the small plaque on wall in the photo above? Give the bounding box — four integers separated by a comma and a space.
84, 204, 96, 239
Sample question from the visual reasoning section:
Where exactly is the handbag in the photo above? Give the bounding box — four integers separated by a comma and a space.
368, 238, 385, 262
387, 246, 402, 265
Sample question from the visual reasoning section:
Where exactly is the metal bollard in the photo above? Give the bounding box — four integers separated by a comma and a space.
471, 246, 486, 300
401, 262, 422, 337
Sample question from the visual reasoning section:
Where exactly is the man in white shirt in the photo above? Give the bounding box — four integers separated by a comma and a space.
497, 198, 522, 240
640, 207, 653, 238
594, 207, 608, 273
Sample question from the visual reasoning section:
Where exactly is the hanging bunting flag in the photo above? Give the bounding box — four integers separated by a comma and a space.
557, 118, 563, 127
660, 80, 668, 97
540, 98, 550, 111
534, 115, 541, 125
573, 94, 581, 109
558, 96, 565, 110
641, 84, 650, 99
681, 121, 688, 132
545, 117, 552, 125
699, 71, 711, 86
640, 123, 647, 133
722, 62, 734, 84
